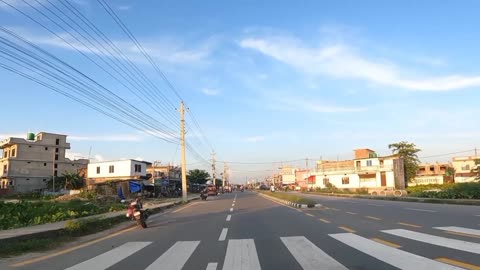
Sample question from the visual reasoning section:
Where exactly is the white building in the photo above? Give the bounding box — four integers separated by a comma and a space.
452, 156, 479, 183
280, 166, 296, 185
87, 159, 150, 184
311, 149, 405, 190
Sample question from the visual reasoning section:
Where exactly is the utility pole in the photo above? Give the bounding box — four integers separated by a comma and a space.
52, 148, 55, 193
222, 162, 226, 187
179, 101, 187, 202
211, 151, 216, 185
305, 158, 309, 169
475, 147, 478, 157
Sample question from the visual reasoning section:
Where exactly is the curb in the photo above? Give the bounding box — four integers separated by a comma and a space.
258, 193, 321, 208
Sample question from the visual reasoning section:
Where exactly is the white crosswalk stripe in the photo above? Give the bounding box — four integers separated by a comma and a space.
65, 241, 152, 270
222, 239, 261, 270
281, 236, 347, 270
145, 241, 200, 270
434, 226, 480, 236
329, 233, 463, 270
382, 229, 480, 254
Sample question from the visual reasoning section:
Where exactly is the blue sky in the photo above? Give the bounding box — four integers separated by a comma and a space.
1, 0, 479, 181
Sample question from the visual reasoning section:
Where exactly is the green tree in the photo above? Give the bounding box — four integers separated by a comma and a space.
473, 159, 480, 181
187, 169, 210, 184
46, 172, 85, 191
388, 141, 421, 182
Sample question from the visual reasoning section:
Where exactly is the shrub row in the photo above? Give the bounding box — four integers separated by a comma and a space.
409, 183, 480, 199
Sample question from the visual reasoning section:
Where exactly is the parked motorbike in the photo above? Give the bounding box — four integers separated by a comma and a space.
126, 201, 149, 228
200, 192, 208, 200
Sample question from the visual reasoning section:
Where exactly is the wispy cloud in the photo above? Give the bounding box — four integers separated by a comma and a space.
201, 88, 221, 96
271, 96, 366, 113
245, 136, 265, 143
117, 5, 131, 11
240, 36, 480, 91
7, 27, 214, 65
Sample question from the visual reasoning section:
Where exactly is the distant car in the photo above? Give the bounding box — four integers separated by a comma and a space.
295, 186, 301, 191
270, 186, 275, 192
259, 184, 269, 190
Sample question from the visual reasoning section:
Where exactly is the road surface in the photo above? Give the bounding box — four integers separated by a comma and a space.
2, 191, 480, 270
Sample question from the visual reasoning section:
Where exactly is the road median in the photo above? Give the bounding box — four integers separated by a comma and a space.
258, 191, 321, 208
304, 192, 480, 206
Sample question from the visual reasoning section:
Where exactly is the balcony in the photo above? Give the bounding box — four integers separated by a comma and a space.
315, 164, 394, 174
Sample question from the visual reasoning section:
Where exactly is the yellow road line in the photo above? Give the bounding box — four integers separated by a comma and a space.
370, 237, 402, 248
444, 230, 480, 239
346, 212, 357, 215
171, 202, 198, 213
339, 226, 356, 233
435, 258, 480, 270
11, 226, 138, 267
306, 213, 314, 217
365, 216, 382, 221
397, 222, 422, 228
319, 218, 331, 224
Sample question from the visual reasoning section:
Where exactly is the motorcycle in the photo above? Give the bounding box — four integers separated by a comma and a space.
126, 202, 149, 228
200, 192, 208, 200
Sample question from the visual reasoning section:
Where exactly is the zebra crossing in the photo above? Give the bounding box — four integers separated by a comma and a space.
64, 226, 480, 270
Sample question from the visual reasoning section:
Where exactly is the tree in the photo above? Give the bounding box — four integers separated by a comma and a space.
388, 141, 421, 183
46, 172, 85, 191
187, 169, 210, 184
473, 159, 480, 181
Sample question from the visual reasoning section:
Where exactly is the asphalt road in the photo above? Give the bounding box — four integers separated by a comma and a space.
2, 191, 480, 270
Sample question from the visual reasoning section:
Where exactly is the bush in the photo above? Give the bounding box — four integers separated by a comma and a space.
409, 183, 480, 199
406, 184, 454, 193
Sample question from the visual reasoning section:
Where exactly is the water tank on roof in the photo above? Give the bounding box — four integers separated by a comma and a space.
27, 132, 35, 141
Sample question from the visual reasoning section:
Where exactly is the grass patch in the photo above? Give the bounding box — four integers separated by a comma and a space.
259, 191, 316, 206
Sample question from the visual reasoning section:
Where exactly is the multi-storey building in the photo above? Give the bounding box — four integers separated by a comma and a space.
311, 148, 405, 190
452, 156, 480, 183
411, 163, 453, 186
0, 132, 89, 193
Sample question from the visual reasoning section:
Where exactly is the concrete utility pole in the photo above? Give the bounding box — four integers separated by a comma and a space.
179, 101, 187, 202
211, 151, 216, 185
222, 162, 226, 187
52, 149, 55, 193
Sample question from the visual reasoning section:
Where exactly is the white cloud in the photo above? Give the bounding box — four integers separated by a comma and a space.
201, 88, 220, 96
240, 37, 480, 91
245, 136, 265, 143
117, 5, 131, 11
65, 151, 88, 160
272, 96, 366, 113
7, 27, 214, 65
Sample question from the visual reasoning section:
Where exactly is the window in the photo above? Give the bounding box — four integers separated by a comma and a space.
26, 178, 30, 181
462, 165, 470, 170
323, 178, 329, 185
55, 148, 59, 153
54, 170, 58, 177
54, 164, 58, 169
27, 161, 31, 164
43, 179, 47, 182
9, 181, 13, 186
366, 160, 372, 166
3, 165, 7, 173
96, 166, 101, 174
55, 138, 60, 145
45, 147, 48, 151
28, 145, 32, 148
3, 151, 7, 158
109, 165, 115, 173
134, 164, 142, 172
342, 176, 350, 185
55, 154, 58, 161
44, 163, 47, 166
11, 148, 15, 157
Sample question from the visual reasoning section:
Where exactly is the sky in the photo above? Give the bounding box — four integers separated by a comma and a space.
1, 0, 479, 182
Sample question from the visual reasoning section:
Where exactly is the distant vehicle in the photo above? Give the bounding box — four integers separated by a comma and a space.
295, 186, 301, 191
270, 186, 275, 192
207, 185, 218, 196
259, 184, 269, 190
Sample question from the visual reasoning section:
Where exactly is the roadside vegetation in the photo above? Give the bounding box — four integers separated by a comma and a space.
0, 193, 125, 230
407, 182, 480, 199
259, 190, 316, 206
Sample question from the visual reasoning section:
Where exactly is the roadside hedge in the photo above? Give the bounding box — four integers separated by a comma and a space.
0, 199, 125, 230
409, 183, 480, 199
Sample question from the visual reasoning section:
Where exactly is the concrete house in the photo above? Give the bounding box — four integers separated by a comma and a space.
0, 132, 89, 193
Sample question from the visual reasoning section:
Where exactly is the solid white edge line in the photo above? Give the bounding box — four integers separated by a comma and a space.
330, 233, 463, 270
226, 214, 232, 221
219, 228, 228, 241
382, 229, 480, 254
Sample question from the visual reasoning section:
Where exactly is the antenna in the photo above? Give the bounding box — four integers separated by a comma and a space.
88, 146, 92, 160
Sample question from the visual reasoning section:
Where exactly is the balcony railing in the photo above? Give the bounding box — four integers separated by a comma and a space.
314, 164, 394, 174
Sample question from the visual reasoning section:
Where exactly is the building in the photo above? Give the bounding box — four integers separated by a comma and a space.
452, 156, 480, 183
146, 162, 181, 186
87, 159, 151, 184
280, 166, 295, 185
411, 163, 453, 186
312, 148, 405, 190
0, 132, 89, 193
295, 169, 310, 188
